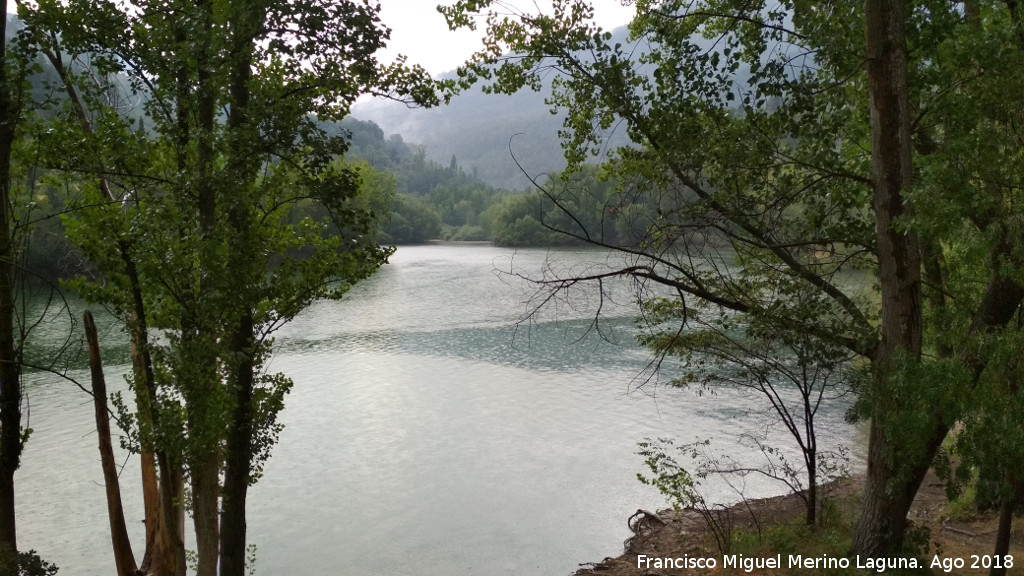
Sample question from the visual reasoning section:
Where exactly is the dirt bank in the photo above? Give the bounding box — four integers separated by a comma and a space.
572, 472, 1023, 576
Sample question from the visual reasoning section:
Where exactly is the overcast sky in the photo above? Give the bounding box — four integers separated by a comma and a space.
375, 1, 636, 76
6, 1, 636, 76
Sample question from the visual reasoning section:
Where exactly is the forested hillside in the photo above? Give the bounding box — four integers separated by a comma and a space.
350, 25, 640, 191
325, 117, 651, 248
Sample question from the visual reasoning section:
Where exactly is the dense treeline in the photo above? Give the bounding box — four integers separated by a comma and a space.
328, 117, 655, 247
327, 117, 511, 243
24, 109, 633, 268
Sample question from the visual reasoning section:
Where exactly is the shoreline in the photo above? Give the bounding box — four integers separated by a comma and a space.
570, 471, 1021, 575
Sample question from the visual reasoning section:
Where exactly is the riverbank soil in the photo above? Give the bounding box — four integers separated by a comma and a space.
573, 472, 1024, 576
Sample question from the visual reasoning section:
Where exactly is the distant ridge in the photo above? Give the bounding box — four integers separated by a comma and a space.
352, 25, 638, 191
353, 77, 569, 191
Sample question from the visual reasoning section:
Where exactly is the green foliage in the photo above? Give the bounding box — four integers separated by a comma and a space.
637, 437, 734, 553
245, 544, 258, 576
636, 437, 707, 514
942, 467, 978, 522
438, 0, 1024, 553
488, 166, 651, 247
942, 329, 1024, 514
0, 546, 58, 576
441, 0, 883, 354
16, 0, 438, 569
380, 194, 442, 244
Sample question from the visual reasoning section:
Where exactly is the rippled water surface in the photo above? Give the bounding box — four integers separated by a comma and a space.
15, 244, 855, 575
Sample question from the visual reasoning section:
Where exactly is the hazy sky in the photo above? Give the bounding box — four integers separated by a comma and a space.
378, 1, 636, 75
5, 1, 636, 76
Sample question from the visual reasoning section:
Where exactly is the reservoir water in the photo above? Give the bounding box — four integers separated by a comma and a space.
14, 243, 856, 575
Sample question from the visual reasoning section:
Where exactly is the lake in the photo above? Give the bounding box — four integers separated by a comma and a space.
14, 243, 856, 575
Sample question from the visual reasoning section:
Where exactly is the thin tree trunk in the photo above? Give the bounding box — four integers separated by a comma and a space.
805, 448, 816, 526
162, 463, 186, 576
85, 311, 139, 576
136, 452, 162, 575
129, 287, 167, 575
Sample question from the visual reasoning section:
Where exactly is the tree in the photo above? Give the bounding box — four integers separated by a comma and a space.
441, 0, 1024, 556
18, 1, 435, 574
0, 12, 22, 567
0, 12, 48, 573
640, 290, 853, 525
381, 194, 442, 244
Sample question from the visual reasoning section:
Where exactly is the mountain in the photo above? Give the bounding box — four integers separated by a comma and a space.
354, 79, 567, 191
352, 25, 639, 191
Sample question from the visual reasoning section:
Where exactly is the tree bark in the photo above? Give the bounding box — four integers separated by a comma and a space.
191, 454, 220, 576
854, 0, 923, 556
85, 311, 139, 576
220, 7, 263, 573
220, 313, 256, 576
805, 447, 816, 526
124, 247, 184, 576
989, 490, 1016, 576
183, 4, 221, 573
0, 12, 21, 571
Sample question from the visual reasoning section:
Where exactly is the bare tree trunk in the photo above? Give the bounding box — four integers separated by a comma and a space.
805, 447, 816, 526
855, 0, 924, 556
124, 248, 184, 576
85, 311, 139, 576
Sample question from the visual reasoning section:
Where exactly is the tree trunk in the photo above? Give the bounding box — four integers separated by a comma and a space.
129, 292, 168, 575
220, 314, 256, 576
805, 447, 816, 526
854, 0, 924, 557
866, 1, 920, 359
85, 311, 139, 576
220, 6, 263, 573
990, 494, 1015, 576
0, 12, 21, 571
123, 247, 183, 576
162, 463, 186, 576
191, 453, 220, 576
189, 4, 222, 572
855, 421, 947, 556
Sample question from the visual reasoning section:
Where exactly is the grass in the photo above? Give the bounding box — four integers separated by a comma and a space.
720, 495, 937, 576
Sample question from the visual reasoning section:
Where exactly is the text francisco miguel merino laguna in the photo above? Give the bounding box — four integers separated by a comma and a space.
637, 552, 1015, 573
